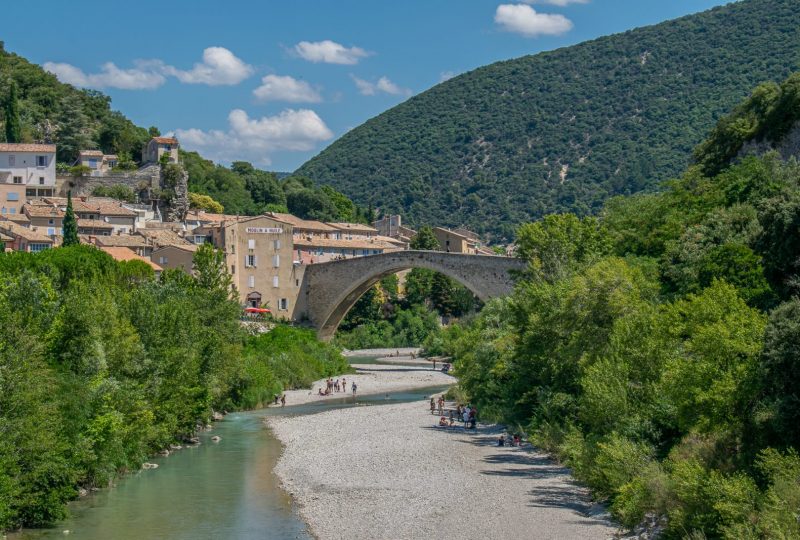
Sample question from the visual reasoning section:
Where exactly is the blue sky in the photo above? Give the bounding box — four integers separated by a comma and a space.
5, 0, 729, 171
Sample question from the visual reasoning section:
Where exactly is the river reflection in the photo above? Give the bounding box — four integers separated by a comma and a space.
15, 382, 449, 540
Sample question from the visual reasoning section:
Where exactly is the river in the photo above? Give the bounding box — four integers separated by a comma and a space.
15, 358, 448, 540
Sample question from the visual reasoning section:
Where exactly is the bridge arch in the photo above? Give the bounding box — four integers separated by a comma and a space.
301, 251, 526, 341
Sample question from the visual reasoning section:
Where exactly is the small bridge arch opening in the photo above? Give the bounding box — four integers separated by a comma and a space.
301, 251, 526, 341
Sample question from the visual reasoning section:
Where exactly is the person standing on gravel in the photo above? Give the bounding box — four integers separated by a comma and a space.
352, 382, 357, 395
430, 397, 436, 414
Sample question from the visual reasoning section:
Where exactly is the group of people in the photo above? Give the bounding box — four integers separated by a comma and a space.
317, 377, 357, 397
273, 394, 286, 406
431, 398, 477, 429
497, 434, 523, 447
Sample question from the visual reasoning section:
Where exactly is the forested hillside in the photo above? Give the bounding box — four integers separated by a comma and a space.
297, 0, 800, 239
0, 41, 153, 164
442, 73, 800, 538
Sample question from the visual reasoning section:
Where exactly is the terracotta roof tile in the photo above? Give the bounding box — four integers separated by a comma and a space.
151, 137, 178, 145
327, 222, 379, 233
0, 222, 54, 243
265, 212, 336, 232
0, 143, 56, 153
77, 219, 114, 230
100, 246, 163, 271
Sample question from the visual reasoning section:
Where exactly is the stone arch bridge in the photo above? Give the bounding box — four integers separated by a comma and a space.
301, 251, 527, 341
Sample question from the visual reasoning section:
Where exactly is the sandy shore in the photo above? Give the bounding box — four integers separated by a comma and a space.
267, 400, 618, 540
274, 364, 456, 407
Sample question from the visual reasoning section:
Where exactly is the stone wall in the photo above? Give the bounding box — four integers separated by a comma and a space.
56, 165, 161, 197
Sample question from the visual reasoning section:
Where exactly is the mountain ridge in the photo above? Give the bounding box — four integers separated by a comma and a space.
296, 0, 800, 239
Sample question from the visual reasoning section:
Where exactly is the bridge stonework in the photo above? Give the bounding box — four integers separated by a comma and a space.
300, 251, 527, 341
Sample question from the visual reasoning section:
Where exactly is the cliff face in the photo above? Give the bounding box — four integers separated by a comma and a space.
739, 121, 800, 162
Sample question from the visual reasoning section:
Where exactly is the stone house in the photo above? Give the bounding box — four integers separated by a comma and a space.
327, 222, 378, 241
77, 150, 118, 175
0, 143, 56, 215
142, 137, 179, 165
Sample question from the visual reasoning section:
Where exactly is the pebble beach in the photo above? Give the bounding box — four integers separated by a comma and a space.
266, 366, 618, 540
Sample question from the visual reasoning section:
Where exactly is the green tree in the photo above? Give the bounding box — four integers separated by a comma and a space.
188, 192, 224, 213
193, 243, 236, 301
410, 226, 440, 250
62, 191, 79, 247
4, 82, 21, 143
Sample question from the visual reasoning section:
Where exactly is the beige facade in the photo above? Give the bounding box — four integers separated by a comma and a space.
0, 143, 57, 214
203, 215, 303, 317
151, 244, 197, 274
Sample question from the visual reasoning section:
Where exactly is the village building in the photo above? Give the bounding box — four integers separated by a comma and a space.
41, 196, 138, 234
433, 226, 494, 255
22, 203, 63, 237
0, 143, 56, 215
142, 137, 179, 165
151, 244, 197, 274
200, 214, 299, 313
77, 150, 118, 175
0, 221, 55, 252
327, 222, 378, 240
82, 234, 155, 257
373, 214, 417, 245
100, 246, 162, 275
137, 227, 193, 248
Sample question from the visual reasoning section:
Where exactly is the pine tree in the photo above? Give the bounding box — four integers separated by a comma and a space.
62, 191, 79, 247
4, 82, 21, 143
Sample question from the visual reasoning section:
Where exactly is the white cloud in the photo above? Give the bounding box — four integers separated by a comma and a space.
524, 0, 589, 5
175, 109, 333, 165
351, 75, 412, 97
439, 71, 457, 82
294, 40, 370, 65
43, 61, 166, 90
495, 4, 573, 37
45, 47, 252, 90
253, 74, 322, 103
162, 47, 253, 85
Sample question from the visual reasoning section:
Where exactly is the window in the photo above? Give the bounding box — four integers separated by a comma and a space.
272, 254, 280, 268
48, 219, 54, 225
0, 208, 5, 215
231, 265, 236, 274
246, 254, 257, 267
36, 156, 46, 167
9, 208, 15, 214
295, 279, 300, 287
7, 193, 19, 201
273, 239, 281, 250
159, 256, 168, 264
248, 239, 255, 250
26, 189, 36, 197
29, 243, 49, 253
272, 276, 279, 288
279, 298, 288, 310
361, 249, 369, 256
248, 275, 255, 288
47, 227, 55, 236
12, 176, 22, 184
39, 177, 45, 185
88, 159, 98, 169
8, 156, 14, 166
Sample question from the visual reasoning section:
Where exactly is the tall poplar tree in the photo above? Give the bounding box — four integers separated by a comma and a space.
62, 191, 79, 246
4, 82, 21, 143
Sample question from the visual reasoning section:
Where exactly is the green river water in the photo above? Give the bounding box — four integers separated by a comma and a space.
15, 359, 447, 540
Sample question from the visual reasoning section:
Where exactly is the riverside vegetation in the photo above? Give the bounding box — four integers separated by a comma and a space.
440, 75, 800, 538
0, 243, 349, 532
297, 0, 800, 239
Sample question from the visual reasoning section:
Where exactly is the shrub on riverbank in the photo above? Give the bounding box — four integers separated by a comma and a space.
445, 81, 800, 537
0, 246, 349, 532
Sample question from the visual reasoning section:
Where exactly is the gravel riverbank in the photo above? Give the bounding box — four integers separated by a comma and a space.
272, 364, 455, 407
267, 399, 618, 539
